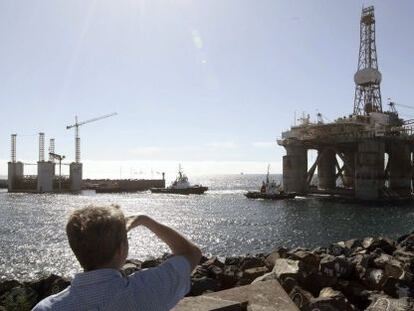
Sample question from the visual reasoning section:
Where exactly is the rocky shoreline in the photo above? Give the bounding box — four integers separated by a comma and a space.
2, 233, 414, 310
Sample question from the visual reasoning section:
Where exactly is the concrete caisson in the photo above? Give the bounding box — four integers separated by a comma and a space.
354, 140, 385, 201
342, 151, 355, 189
37, 162, 55, 193
388, 142, 412, 197
282, 145, 307, 194
7, 162, 23, 192
70, 162, 82, 192
318, 149, 336, 190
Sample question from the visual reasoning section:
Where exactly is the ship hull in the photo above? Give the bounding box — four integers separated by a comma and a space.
150, 186, 208, 195
244, 191, 296, 200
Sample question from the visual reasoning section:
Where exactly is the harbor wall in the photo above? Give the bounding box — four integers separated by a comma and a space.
83, 179, 165, 193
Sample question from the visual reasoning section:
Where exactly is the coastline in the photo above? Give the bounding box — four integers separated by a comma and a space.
1, 232, 414, 310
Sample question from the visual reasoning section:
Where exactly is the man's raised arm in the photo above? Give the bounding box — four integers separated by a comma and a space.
126, 215, 202, 270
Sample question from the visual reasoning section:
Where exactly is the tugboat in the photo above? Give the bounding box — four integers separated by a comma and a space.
150, 166, 208, 195
245, 165, 296, 200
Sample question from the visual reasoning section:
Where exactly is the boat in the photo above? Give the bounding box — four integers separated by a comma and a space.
245, 165, 296, 200
150, 166, 208, 195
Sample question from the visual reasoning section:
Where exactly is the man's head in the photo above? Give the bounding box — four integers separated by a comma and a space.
66, 205, 128, 271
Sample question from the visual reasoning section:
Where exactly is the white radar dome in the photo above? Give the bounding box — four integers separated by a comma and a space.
354, 68, 382, 85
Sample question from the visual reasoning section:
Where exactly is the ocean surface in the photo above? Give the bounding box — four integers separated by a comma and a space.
1, 174, 414, 281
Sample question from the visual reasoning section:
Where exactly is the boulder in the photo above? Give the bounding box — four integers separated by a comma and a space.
198, 255, 209, 265
239, 256, 266, 270
288, 249, 320, 274
312, 246, 328, 256
190, 277, 221, 296
252, 271, 278, 284
26, 274, 70, 300
0, 280, 22, 297
335, 280, 374, 310
202, 257, 225, 269
303, 287, 355, 311
344, 239, 363, 251
0, 286, 38, 311
328, 242, 349, 257
382, 278, 414, 298
351, 253, 376, 279
264, 247, 288, 269
219, 265, 239, 289
237, 266, 268, 285
288, 285, 313, 309
361, 268, 386, 290
393, 248, 414, 270
224, 257, 243, 267
366, 295, 414, 311
206, 265, 224, 280
300, 271, 338, 297
141, 258, 162, 269
272, 258, 301, 282
373, 253, 408, 280
319, 255, 354, 278
122, 262, 141, 276
398, 234, 414, 252
363, 237, 396, 255
192, 266, 210, 279
125, 258, 142, 267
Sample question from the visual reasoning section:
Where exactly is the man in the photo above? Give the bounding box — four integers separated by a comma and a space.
33, 205, 202, 310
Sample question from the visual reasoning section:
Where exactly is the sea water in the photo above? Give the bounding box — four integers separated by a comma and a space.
1, 174, 414, 280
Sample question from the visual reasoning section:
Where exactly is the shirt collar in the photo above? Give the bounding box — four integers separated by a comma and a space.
72, 268, 123, 287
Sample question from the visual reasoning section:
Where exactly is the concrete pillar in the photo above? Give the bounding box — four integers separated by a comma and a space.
389, 142, 412, 197
318, 149, 336, 190
70, 162, 82, 192
37, 162, 55, 193
7, 162, 23, 192
355, 140, 385, 200
342, 151, 355, 189
282, 145, 307, 194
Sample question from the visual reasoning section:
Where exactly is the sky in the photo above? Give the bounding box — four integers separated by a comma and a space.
1, 0, 414, 178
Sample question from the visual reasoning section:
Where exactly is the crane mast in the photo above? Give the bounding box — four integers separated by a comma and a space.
66, 112, 117, 163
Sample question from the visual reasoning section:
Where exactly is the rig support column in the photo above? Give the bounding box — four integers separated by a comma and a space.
8, 162, 23, 192
37, 162, 55, 193
70, 162, 82, 192
389, 142, 412, 197
318, 148, 336, 190
355, 140, 384, 200
282, 145, 307, 194
342, 151, 355, 189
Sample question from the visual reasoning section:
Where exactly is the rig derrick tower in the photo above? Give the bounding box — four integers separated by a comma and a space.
277, 6, 414, 201
353, 6, 382, 115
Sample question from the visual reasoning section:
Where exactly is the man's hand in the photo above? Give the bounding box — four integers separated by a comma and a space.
125, 215, 148, 231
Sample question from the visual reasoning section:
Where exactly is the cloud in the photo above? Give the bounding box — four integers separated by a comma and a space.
252, 142, 276, 148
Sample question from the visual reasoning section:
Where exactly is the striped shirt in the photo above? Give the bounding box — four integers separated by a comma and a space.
32, 256, 191, 311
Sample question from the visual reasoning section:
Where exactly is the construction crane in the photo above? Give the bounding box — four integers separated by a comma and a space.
49, 152, 65, 192
66, 112, 117, 163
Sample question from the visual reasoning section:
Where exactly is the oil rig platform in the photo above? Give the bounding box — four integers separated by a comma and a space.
277, 6, 414, 202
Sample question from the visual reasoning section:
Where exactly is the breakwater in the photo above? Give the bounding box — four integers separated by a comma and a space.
2, 233, 414, 310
